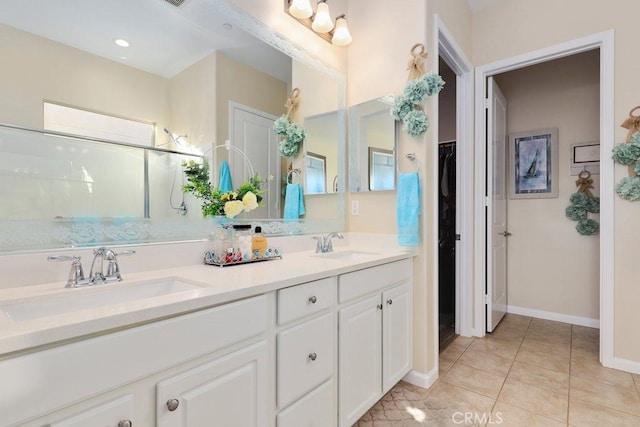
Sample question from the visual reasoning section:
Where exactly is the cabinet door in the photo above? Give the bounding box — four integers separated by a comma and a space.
49, 395, 134, 427
382, 282, 413, 393
338, 294, 382, 427
157, 341, 268, 427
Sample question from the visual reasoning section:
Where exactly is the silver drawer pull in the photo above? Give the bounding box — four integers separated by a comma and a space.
309, 352, 317, 361
387, 299, 393, 305
167, 398, 180, 411
377, 304, 383, 310
118, 420, 133, 427
308, 295, 317, 304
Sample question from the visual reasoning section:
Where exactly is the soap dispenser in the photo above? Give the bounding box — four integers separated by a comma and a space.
252, 226, 268, 258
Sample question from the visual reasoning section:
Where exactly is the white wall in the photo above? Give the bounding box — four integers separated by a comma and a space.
472, 0, 640, 374
494, 50, 600, 321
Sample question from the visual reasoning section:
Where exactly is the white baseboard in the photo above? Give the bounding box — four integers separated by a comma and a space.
506, 305, 599, 328
402, 367, 438, 389
608, 357, 640, 375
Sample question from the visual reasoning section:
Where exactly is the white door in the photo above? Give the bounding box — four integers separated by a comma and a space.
486, 77, 508, 332
382, 282, 412, 393
338, 294, 382, 427
230, 104, 281, 219
157, 341, 268, 427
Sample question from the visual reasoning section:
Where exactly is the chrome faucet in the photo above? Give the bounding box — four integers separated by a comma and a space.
48, 247, 135, 288
312, 232, 344, 253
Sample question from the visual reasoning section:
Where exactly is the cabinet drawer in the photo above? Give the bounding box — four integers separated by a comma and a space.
338, 259, 411, 303
49, 395, 134, 427
277, 312, 335, 408
277, 379, 335, 427
278, 277, 336, 325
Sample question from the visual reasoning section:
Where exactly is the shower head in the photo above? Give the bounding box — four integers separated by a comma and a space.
164, 128, 188, 147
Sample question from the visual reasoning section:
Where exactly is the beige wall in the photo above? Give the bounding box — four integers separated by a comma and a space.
473, 0, 640, 373
494, 51, 600, 320
0, 23, 169, 145
346, 0, 473, 378
216, 52, 288, 148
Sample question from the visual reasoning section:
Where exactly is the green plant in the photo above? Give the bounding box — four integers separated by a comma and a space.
182, 159, 264, 218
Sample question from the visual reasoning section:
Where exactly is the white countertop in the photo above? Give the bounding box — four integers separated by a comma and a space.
0, 245, 414, 356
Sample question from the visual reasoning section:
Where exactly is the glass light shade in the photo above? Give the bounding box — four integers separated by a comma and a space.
289, 0, 313, 19
311, 2, 334, 33
331, 16, 352, 46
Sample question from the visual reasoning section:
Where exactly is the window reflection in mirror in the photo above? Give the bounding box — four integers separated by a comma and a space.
349, 98, 397, 192
368, 147, 395, 191
305, 152, 327, 194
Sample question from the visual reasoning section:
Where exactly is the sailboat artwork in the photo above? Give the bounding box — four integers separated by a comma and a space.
512, 130, 556, 197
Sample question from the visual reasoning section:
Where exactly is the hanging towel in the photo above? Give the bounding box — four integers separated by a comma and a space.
397, 172, 421, 246
218, 161, 233, 192
284, 183, 305, 219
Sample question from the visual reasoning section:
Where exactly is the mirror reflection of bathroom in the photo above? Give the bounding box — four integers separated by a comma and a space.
304, 111, 339, 195
349, 98, 397, 192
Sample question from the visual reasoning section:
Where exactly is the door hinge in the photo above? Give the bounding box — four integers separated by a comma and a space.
484, 98, 490, 109
484, 294, 489, 304
455, 234, 461, 241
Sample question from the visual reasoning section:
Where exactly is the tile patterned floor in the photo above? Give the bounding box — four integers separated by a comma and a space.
355, 314, 640, 426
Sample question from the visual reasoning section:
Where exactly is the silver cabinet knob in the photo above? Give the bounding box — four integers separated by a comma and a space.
308, 295, 317, 304
167, 398, 180, 411
387, 299, 393, 305
118, 420, 133, 427
377, 304, 383, 310
308, 352, 317, 361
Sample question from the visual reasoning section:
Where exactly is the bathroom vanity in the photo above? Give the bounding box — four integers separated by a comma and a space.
0, 246, 413, 427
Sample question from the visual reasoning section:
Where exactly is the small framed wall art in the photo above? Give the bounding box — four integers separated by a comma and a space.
509, 128, 559, 199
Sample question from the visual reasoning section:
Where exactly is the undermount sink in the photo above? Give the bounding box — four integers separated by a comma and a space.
311, 250, 381, 261
0, 278, 203, 323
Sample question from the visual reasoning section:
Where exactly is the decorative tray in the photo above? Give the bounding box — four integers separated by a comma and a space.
203, 247, 282, 267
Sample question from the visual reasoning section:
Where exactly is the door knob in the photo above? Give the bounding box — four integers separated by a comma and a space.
118, 421, 133, 427
499, 231, 512, 237
166, 398, 180, 411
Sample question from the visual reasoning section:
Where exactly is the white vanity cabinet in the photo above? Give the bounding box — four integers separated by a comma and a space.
47, 395, 135, 427
3, 294, 269, 427
338, 260, 413, 427
156, 340, 269, 427
276, 277, 337, 427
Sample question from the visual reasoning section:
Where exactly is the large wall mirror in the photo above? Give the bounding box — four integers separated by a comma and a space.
348, 98, 397, 192
0, 0, 345, 252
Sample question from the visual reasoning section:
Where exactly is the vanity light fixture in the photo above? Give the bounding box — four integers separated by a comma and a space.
113, 38, 130, 48
284, 0, 352, 46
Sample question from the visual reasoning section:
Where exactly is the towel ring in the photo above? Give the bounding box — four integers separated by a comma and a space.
287, 168, 302, 184
397, 153, 421, 174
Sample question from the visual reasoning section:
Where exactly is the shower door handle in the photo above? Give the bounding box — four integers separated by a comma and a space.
499, 231, 512, 237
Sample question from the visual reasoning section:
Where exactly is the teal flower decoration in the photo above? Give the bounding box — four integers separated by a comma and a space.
631, 131, 640, 145
278, 139, 300, 158
612, 143, 640, 165
569, 192, 588, 209
565, 205, 587, 221
585, 196, 600, 213
576, 218, 599, 236
286, 123, 306, 143
273, 116, 290, 136
391, 95, 414, 121
615, 176, 640, 201
422, 73, 446, 97
403, 110, 429, 137
404, 78, 429, 104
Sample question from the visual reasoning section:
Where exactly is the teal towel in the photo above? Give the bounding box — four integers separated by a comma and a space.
284, 183, 305, 219
397, 172, 421, 246
218, 161, 233, 192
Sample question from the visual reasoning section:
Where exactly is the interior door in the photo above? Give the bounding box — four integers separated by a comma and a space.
486, 77, 508, 332
230, 104, 280, 219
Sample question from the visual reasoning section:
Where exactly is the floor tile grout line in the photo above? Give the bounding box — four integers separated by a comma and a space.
570, 395, 640, 419
487, 316, 532, 418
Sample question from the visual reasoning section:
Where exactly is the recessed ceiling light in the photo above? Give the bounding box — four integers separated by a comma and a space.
113, 38, 130, 48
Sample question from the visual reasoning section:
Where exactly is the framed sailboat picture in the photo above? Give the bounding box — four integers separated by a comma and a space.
509, 128, 559, 199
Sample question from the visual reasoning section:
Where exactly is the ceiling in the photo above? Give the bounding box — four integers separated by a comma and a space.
0, 0, 291, 81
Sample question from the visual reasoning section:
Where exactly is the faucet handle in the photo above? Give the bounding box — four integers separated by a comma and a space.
312, 236, 323, 253
48, 255, 86, 288
104, 249, 135, 282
